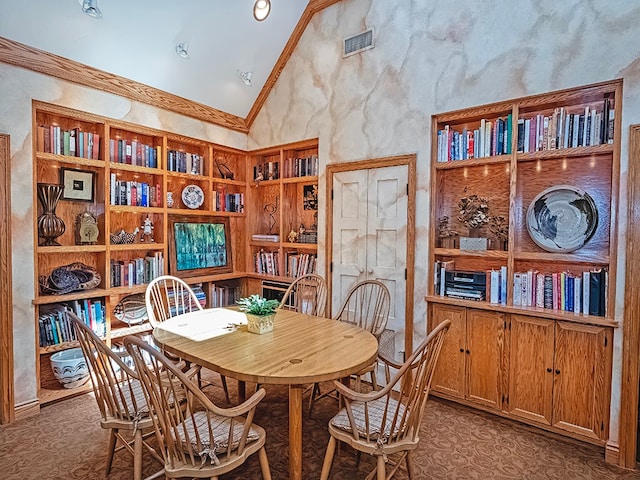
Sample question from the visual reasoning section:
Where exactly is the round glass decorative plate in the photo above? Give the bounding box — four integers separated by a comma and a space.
181, 184, 204, 209
526, 185, 598, 253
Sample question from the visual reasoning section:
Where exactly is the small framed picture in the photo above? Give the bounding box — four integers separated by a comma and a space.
60, 168, 95, 202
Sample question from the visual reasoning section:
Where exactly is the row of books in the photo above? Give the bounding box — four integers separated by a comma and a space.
209, 283, 241, 308
253, 249, 281, 276
167, 150, 204, 175
38, 300, 106, 347
513, 269, 607, 316
109, 138, 159, 168
282, 155, 319, 178
254, 161, 279, 181
285, 251, 317, 278
165, 284, 207, 316
110, 252, 164, 288
436, 115, 513, 162
517, 97, 614, 153
213, 190, 244, 213
110, 175, 162, 207
36, 125, 100, 160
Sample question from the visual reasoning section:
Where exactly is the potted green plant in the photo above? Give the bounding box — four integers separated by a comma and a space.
237, 294, 280, 334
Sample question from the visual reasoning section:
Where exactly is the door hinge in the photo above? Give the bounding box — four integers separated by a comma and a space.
604, 336, 608, 347
406, 183, 409, 195
330, 261, 333, 273
404, 268, 407, 280
331, 189, 334, 200
601, 421, 605, 431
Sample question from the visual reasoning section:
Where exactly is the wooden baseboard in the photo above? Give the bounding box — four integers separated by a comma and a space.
14, 400, 40, 421
605, 441, 620, 465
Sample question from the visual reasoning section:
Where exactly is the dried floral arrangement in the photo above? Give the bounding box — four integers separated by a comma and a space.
489, 215, 509, 241
457, 194, 490, 230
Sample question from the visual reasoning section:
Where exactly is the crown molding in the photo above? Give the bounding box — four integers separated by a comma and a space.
0, 36, 249, 133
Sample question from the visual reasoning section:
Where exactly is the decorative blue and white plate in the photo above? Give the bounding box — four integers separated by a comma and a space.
182, 184, 204, 209
526, 185, 598, 253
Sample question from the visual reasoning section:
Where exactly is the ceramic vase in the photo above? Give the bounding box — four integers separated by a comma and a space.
37, 183, 66, 246
246, 313, 275, 334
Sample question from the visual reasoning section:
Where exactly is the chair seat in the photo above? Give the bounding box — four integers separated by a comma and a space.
178, 411, 263, 465
330, 396, 406, 441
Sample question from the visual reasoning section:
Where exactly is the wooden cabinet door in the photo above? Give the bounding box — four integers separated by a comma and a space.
552, 321, 612, 440
507, 314, 555, 425
430, 303, 465, 398
465, 308, 504, 410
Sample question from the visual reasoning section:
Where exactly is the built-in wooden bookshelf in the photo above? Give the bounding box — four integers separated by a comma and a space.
427, 80, 622, 445
32, 101, 249, 405
245, 139, 319, 293
32, 101, 321, 406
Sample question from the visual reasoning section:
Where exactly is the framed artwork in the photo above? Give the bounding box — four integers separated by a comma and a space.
168, 215, 232, 277
60, 168, 95, 202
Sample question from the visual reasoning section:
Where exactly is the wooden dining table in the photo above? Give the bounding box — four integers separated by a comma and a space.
152, 307, 379, 480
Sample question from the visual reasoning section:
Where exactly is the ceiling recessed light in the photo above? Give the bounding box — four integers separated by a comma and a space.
238, 71, 253, 86
176, 43, 190, 59
80, 0, 102, 19
253, 0, 271, 21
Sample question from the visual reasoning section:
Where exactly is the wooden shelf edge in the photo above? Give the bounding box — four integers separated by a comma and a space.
425, 295, 618, 327
110, 205, 164, 213
110, 322, 152, 340
212, 178, 246, 186
516, 144, 613, 162
33, 289, 110, 305
36, 152, 104, 167
434, 155, 511, 170
109, 243, 166, 251
39, 341, 80, 354
282, 175, 319, 184
108, 163, 162, 174
37, 244, 106, 254
513, 252, 610, 264
434, 248, 508, 259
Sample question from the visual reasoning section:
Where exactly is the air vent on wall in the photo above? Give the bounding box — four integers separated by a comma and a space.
343, 28, 374, 57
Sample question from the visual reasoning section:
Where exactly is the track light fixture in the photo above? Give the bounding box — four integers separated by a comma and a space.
80, 0, 102, 19
176, 43, 190, 59
253, 0, 271, 21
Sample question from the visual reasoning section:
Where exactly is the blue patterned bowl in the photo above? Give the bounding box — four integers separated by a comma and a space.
50, 348, 90, 389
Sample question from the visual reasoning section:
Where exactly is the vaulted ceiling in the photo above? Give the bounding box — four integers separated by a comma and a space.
0, 0, 340, 132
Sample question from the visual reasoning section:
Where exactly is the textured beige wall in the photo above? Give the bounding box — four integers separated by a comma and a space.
248, 0, 640, 446
0, 65, 247, 408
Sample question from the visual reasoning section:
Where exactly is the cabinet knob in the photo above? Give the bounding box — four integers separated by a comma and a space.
546, 368, 552, 373
555, 369, 560, 375
459, 348, 464, 353
368, 269, 373, 274
465, 349, 470, 354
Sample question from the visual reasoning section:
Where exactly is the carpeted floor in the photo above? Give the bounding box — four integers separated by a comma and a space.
1, 373, 639, 480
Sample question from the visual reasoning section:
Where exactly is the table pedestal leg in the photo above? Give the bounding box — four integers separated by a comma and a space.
289, 384, 303, 480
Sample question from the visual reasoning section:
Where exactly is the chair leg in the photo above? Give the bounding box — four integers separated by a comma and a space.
307, 382, 320, 417
405, 451, 414, 480
371, 368, 378, 391
258, 446, 272, 480
133, 428, 143, 480
105, 428, 118, 474
376, 455, 386, 480
320, 436, 337, 480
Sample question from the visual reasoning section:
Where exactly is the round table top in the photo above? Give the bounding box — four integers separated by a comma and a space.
152, 308, 379, 385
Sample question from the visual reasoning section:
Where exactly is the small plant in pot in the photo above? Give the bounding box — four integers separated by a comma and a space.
237, 294, 280, 334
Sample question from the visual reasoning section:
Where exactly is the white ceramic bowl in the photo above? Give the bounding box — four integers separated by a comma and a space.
50, 348, 90, 389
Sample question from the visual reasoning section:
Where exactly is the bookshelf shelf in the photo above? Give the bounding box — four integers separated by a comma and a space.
427, 80, 621, 444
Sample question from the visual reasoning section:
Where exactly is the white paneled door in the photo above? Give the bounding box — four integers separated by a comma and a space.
331, 165, 408, 352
